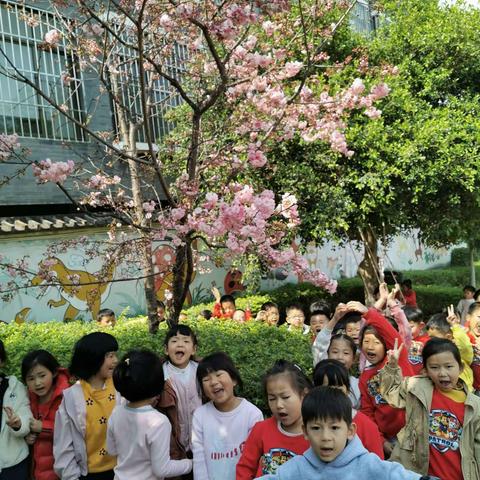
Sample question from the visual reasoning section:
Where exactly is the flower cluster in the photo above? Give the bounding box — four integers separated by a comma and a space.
32, 159, 75, 184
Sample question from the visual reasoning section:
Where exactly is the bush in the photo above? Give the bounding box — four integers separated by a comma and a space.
0, 318, 312, 412
402, 266, 477, 287
450, 247, 478, 267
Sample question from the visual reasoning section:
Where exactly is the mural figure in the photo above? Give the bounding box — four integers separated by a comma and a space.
224, 270, 245, 295
31, 257, 115, 322
0, 307, 32, 324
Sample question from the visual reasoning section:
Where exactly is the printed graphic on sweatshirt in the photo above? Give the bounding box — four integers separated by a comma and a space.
367, 373, 387, 405
408, 340, 424, 365
471, 345, 480, 366
429, 409, 463, 452
260, 448, 297, 474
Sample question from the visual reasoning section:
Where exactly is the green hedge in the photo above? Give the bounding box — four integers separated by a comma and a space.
450, 247, 478, 267
401, 266, 477, 288
0, 318, 312, 412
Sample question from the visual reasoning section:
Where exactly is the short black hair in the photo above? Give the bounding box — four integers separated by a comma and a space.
97, 308, 115, 321
197, 352, 243, 390
199, 309, 212, 320
164, 324, 198, 347
0, 339, 6, 364
220, 294, 235, 305
302, 386, 352, 426
309, 300, 331, 316
263, 359, 312, 397
403, 306, 424, 323
426, 313, 452, 335
261, 302, 278, 311
286, 304, 304, 314
468, 302, 480, 315
22, 350, 60, 382
328, 334, 357, 356
422, 338, 462, 368
113, 350, 164, 402
464, 285, 476, 294
401, 279, 413, 289
313, 359, 350, 390
69, 332, 118, 380
344, 313, 362, 327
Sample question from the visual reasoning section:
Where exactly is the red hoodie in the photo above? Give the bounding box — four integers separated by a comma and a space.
29, 367, 71, 480
359, 309, 414, 439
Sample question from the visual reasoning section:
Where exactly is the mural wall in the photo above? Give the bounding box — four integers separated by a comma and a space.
0, 229, 452, 323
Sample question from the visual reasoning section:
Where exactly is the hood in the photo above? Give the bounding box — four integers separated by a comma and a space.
29, 367, 71, 407
304, 435, 367, 470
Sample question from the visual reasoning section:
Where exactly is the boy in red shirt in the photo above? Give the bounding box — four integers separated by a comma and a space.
404, 306, 430, 375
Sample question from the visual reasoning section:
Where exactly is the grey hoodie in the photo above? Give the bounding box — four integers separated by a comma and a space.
256, 435, 422, 480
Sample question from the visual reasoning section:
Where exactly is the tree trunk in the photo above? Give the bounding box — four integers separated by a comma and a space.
170, 240, 194, 326
357, 227, 379, 306
469, 241, 476, 287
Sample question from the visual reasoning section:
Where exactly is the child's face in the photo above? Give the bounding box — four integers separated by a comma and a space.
26, 364, 56, 402
469, 313, 480, 337
310, 314, 329, 334
361, 333, 385, 365
98, 314, 116, 328
328, 338, 355, 370
465, 290, 475, 300
221, 301, 236, 317
157, 306, 165, 320
345, 322, 361, 344
201, 369, 237, 411
286, 309, 305, 328
165, 333, 196, 369
232, 310, 246, 323
98, 351, 118, 381
266, 374, 305, 434
409, 320, 425, 338
303, 416, 356, 463
425, 351, 462, 392
265, 307, 280, 326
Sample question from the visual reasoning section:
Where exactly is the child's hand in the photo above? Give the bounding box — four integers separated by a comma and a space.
446, 305, 460, 325
25, 433, 37, 445
332, 303, 348, 324
387, 338, 403, 367
211, 286, 221, 302
374, 282, 389, 311
30, 418, 43, 434
346, 301, 368, 315
383, 440, 394, 458
4, 406, 21, 430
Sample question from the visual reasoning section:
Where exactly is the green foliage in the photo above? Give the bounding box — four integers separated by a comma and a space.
403, 266, 478, 287
450, 248, 479, 268
0, 317, 311, 412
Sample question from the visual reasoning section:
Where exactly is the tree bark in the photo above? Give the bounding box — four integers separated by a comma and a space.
170, 240, 194, 326
357, 226, 379, 306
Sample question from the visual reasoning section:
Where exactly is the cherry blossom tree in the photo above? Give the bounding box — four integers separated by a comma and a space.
0, 0, 389, 331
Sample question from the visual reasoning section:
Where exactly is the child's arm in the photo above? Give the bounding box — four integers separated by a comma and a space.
236, 422, 263, 480
106, 416, 118, 456
4, 382, 31, 437
312, 303, 348, 367
211, 287, 223, 318
53, 401, 82, 480
150, 418, 192, 477
191, 408, 210, 480
388, 298, 412, 350
359, 374, 376, 419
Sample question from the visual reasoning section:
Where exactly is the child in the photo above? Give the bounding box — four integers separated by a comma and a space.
236, 360, 311, 478
157, 301, 167, 323
426, 311, 474, 391
256, 387, 431, 479
192, 352, 263, 479
285, 304, 309, 335
54, 332, 120, 480
97, 309, 116, 328
156, 325, 202, 464
379, 337, 480, 480
198, 310, 212, 320
345, 315, 362, 345
0, 339, 31, 480
349, 301, 414, 457
233, 309, 247, 323
399, 279, 417, 308
404, 306, 430, 375
457, 285, 476, 325
309, 301, 331, 335
466, 302, 480, 392
313, 359, 384, 459
107, 350, 192, 479
256, 302, 280, 327
211, 287, 236, 319
22, 349, 70, 480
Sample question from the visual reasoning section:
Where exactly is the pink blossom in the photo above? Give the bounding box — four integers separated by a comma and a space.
203, 192, 218, 209
365, 107, 381, 119
283, 61, 303, 78
142, 200, 156, 213
32, 159, 74, 184
370, 83, 390, 100
171, 207, 186, 221
262, 20, 275, 36
350, 78, 365, 95
0, 133, 20, 160
44, 29, 61, 45
247, 146, 267, 168
159, 14, 174, 29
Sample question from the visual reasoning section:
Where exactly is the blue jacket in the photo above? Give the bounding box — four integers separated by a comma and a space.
255, 435, 422, 480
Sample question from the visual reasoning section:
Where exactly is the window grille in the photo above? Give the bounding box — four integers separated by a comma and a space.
0, 1, 86, 141
350, 0, 375, 34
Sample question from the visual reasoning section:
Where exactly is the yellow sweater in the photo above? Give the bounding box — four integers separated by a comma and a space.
80, 378, 117, 473
452, 324, 474, 391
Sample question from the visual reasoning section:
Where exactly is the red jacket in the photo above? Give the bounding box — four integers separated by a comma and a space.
353, 410, 384, 459
29, 368, 70, 480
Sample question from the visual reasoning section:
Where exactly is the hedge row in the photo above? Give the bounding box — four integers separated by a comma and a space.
0, 318, 312, 412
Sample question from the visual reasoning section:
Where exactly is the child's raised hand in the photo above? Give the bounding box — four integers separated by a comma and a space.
4, 406, 21, 430
388, 283, 401, 301
332, 303, 348, 323
387, 338, 403, 367
30, 418, 43, 434
346, 301, 368, 315
211, 286, 221, 302
446, 305, 460, 325
374, 282, 389, 311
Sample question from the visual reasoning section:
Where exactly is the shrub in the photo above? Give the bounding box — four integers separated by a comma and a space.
0, 318, 312, 412
450, 247, 478, 267
402, 266, 477, 287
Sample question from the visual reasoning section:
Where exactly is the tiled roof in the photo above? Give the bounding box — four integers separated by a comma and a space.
0, 213, 114, 234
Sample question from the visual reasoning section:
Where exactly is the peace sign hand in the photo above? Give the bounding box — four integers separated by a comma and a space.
4, 406, 21, 430
446, 305, 460, 325
387, 338, 404, 368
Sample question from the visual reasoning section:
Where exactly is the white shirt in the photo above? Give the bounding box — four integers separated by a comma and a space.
107, 404, 192, 480
192, 399, 263, 480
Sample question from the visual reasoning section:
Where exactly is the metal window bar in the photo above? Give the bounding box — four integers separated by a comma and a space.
0, 1, 86, 141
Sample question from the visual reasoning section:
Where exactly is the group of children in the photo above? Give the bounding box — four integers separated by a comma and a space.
1, 282, 480, 480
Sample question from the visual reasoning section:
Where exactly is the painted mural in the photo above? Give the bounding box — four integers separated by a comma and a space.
0, 230, 453, 323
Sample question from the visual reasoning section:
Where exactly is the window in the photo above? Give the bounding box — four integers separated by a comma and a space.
350, 1, 375, 34
0, 1, 86, 141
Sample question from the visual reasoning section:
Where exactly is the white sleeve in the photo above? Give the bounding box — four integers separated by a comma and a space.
106, 415, 118, 456
10, 380, 31, 437
192, 407, 210, 480
150, 417, 192, 477
312, 327, 333, 367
